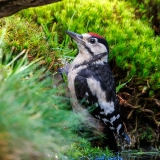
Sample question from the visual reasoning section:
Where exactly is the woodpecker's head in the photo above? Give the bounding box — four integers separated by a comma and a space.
66, 31, 109, 65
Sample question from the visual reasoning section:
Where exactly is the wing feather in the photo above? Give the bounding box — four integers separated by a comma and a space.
74, 63, 126, 137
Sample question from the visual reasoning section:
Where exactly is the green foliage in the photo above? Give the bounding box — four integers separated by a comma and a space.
127, 0, 160, 35
0, 47, 80, 159
138, 127, 154, 141
116, 78, 132, 93
65, 139, 113, 159
0, 0, 159, 90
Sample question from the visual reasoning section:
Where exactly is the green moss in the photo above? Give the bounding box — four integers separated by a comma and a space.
0, 0, 159, 90
64, 139, 113, 159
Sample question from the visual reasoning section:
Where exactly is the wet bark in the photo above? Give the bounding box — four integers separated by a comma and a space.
0, 0, 61, 18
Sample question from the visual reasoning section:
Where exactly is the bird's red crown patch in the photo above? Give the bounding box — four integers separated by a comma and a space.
88, 32, 104, 39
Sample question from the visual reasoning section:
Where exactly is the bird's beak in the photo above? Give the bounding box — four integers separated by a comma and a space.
66, 30, 84, 44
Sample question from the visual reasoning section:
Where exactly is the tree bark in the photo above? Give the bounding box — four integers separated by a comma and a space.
0, 0, 61, 18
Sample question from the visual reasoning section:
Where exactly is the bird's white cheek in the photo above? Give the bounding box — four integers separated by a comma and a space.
91, 44, 107, 55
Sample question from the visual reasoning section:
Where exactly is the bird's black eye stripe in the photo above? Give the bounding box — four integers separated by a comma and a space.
89, 38, 96, 44
84, 44, 94, 56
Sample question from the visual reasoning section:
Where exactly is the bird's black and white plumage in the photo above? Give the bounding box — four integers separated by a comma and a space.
66, 31, 130, 149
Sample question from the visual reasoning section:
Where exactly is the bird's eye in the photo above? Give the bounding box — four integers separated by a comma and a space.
89, 38, 96, 44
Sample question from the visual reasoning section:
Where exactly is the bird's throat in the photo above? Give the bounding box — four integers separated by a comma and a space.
74, 52, 108, 69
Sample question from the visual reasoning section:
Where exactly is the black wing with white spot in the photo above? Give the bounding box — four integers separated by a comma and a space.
74, 62, 129, 142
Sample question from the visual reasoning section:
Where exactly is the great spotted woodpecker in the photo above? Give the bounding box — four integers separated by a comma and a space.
66, 30, 130, 149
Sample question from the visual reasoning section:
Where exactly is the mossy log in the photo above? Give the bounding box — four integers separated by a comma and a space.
0, 0, 61, 18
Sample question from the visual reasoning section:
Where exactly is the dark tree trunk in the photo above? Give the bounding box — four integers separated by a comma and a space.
0, 0, 61, 18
